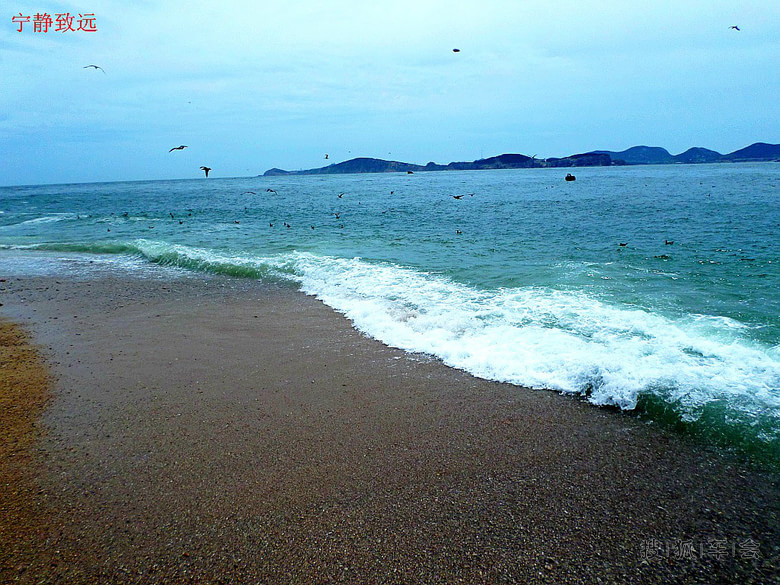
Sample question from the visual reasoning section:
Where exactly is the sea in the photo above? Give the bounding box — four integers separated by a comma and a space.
2, 163, 779, 461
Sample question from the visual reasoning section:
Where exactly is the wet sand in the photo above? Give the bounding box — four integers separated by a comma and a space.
0, 319, 54, 580
0, 271, 778, 584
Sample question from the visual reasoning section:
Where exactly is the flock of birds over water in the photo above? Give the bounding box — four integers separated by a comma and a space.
82, 28, 741, 244
96, 186, 487, 236
90, 178, 687, 251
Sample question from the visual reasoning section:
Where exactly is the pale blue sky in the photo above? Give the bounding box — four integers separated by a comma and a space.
1, 1, 777, 185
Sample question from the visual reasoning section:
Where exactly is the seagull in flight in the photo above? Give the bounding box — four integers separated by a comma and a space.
200, 166, 212, 177
169, 145, 188, 152
729, 25, 740, 31
84, 64, 106, 74
452, 48, 461, 53
452, 194, 464, 199
266, 188, 277, 194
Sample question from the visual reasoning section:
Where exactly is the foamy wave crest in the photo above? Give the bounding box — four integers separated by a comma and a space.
272, 253, 780, 443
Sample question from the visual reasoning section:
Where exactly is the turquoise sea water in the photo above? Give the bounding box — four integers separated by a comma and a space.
2, 164, 779, 459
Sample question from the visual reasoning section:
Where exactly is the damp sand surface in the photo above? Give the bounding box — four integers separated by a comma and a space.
0, 272, 778, 584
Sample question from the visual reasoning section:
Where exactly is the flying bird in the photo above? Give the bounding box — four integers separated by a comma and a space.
452, 195, 464, 199
84, 64, 105, 74
169, 145, 188, 152
266, 188, 277, 194
452, 48, 461, 53
729, 25, 740, 31
200, 166, 212, 177
242, 191, 256, 195
325, 154, 329, 159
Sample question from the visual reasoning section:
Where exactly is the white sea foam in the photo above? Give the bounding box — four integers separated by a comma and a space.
274, 252, 780, 422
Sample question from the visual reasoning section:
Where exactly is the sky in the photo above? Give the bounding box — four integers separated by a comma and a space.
1, 0, 778, 185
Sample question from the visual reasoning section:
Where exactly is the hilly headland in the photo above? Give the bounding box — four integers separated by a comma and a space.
263, 142, 780, 176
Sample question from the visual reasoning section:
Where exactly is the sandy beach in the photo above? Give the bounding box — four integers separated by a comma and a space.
1, 271, 777, 584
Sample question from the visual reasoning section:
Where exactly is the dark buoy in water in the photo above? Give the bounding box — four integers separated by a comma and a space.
565, 173, 576, 181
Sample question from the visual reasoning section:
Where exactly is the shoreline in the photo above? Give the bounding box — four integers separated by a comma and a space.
0, 271, 778, 583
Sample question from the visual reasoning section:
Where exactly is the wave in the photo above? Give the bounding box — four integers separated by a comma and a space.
284, 254, 779, 408
0, 242, 140, 255
7, 239, 780, 459
132, 240, 290, 281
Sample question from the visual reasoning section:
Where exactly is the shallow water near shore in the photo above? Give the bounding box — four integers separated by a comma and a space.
2, 164, 779, 460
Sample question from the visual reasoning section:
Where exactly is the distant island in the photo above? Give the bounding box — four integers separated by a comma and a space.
263, 142, 780, 176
